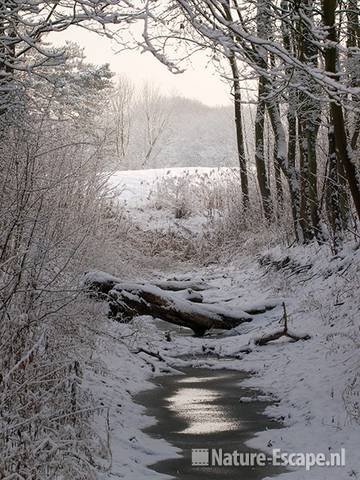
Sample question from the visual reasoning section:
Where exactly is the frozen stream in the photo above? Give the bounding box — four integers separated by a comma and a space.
136, 367, 286, 479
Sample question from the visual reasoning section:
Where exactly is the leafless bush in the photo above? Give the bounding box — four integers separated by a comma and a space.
149, 170, 199, 218
0, 110, 122, 477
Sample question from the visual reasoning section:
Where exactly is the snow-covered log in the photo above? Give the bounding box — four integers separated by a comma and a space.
83, 271, 251, 336
109, 283, 251, 335
82, 271, 210, 296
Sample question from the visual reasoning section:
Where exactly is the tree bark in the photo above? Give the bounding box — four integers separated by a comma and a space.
323, 0, 360, 221
326, 125, 343, 251
266, 98, 304, 241
222, 0, 250, 212
347, 0, 360, 151
229, 54, 250, 210
108, 284, 252, 336
255, 77, 273, 220
297, 0, 323, 242
274, 150, 284, 216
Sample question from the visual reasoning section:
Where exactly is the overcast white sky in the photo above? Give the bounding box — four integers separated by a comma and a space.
49, 29, 232, 107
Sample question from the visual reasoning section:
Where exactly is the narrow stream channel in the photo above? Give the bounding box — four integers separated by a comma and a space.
136, 367, 286, 479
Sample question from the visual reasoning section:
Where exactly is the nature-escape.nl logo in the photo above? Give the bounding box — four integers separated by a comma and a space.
191, 448, 346, 471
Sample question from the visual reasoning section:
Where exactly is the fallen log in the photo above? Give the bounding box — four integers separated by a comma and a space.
82, 271, 252, 336
109, 283, 252, 336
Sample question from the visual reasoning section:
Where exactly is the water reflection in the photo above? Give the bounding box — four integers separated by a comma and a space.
136, 368, 286, 479
167, 380, 242, 434
177, 375, 230, 384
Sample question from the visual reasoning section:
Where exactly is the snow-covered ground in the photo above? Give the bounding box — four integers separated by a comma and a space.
108, 167, 224, 208
108, 167, 238, 234
89, 168, 359, 480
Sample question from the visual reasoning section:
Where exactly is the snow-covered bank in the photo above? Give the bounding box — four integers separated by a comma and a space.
85, 320, 180, 479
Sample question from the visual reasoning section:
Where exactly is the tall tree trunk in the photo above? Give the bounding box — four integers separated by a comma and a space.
326, 125, 343, 250
296, 0, 323, 242
255, 76, 272, 220
222, 0, 250, 211
274, 150, 284, 216
298, 121, 314, 241
254, 0, 274, 220
287, 96, 302, 240
347, 0, 360, 151
280, 0, 304, 240
266, 97, 304, 241
229, 54, 249, 210
323, 0, 360, 221
337, 160, 350, 228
